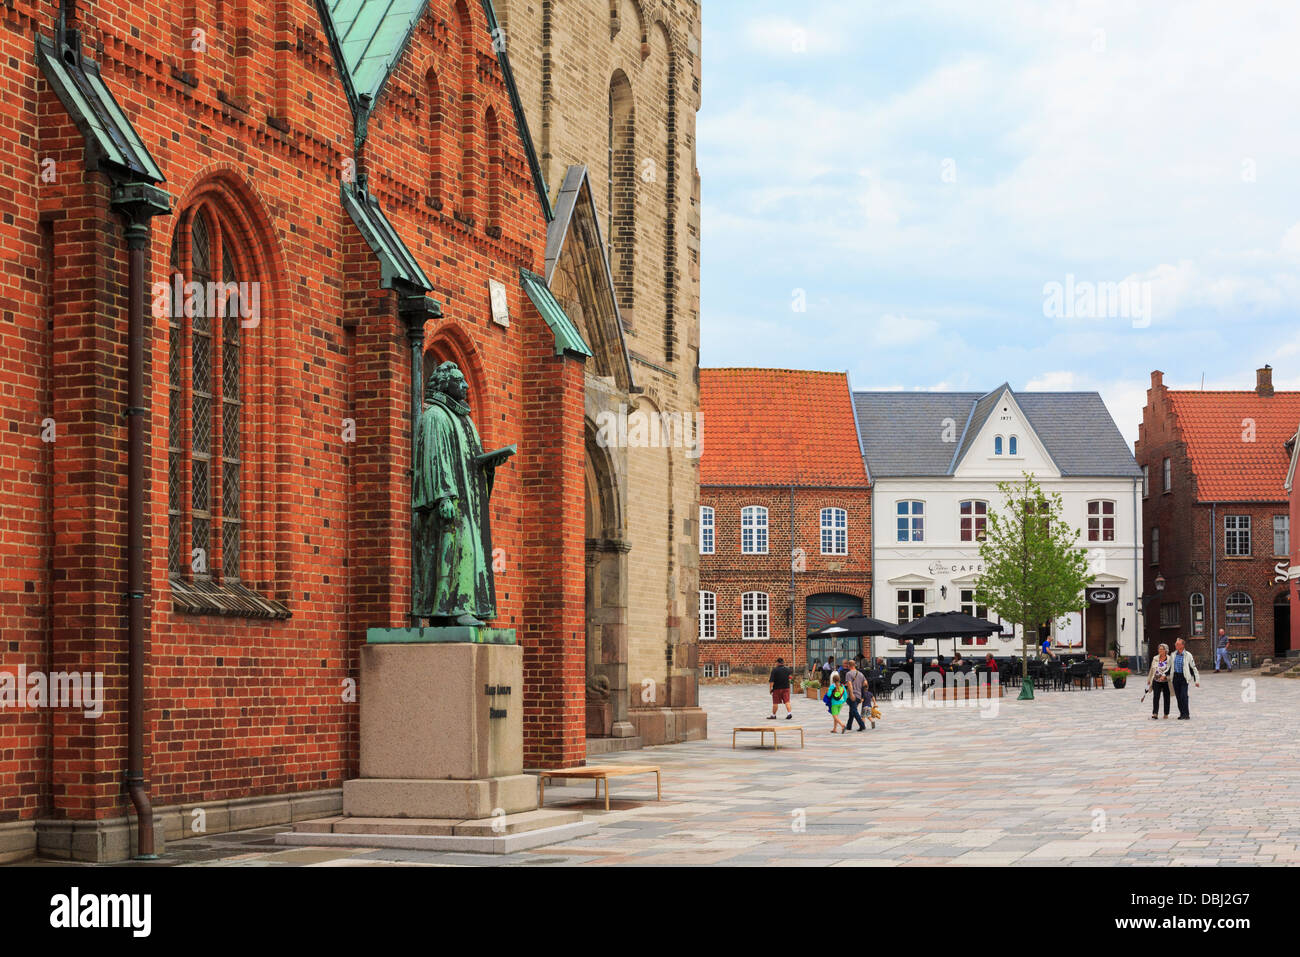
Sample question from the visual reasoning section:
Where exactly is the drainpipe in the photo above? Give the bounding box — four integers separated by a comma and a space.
111, 183, 171, 860
1210, 503, 1218, 643
1132, 477, 1139, 666
790, 482, 796, 667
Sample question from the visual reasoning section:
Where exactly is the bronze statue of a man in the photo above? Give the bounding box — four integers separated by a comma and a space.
412, 361, 514, 626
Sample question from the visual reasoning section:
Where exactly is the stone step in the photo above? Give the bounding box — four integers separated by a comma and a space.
586, 735, 644, 756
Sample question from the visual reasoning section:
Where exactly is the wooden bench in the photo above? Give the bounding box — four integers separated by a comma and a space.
732, 725, 804, 750
536, 764, 661, 811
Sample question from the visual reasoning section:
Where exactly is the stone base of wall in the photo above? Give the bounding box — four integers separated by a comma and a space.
0, 819, 37, 864
27, 788, 343, 864
628, 706, 707, 746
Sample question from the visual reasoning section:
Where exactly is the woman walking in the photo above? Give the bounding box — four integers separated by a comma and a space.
1146, 643, 1172, 719
827, 672, 848, 734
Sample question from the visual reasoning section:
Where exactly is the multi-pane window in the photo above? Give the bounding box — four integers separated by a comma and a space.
1087, 500, 1115, 542
1159, 603, 1180, 628
742, 592, 769, 639
896, 588, 925, 624
1225, 515, 1251, 556
702, 663, 715, 678
699, 591, 716, 639
820, 507, 847, 555
896, 500, 924, 542
718, 662, 730, 678
741, 506, 768, 554
1162, 457, 1171, 491
1274, 515, 1289, 556
169, 208, 242, 582
1150, 527, 1159, 564
1189, 592, 1205, 635
1225, 591, 1253, 636
959, 500, 987, 542
699, 506, 714, 554
960, 588, 989, 643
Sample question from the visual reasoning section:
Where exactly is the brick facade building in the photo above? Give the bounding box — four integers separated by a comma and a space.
698, 370, 871, 674
1136, 367, 1300, 667
1, 0, 595, 862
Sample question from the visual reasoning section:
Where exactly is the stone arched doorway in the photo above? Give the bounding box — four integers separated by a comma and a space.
585, 424, 633, 739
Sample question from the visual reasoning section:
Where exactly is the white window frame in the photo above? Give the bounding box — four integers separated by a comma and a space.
959, 500, 987, 542
896, 588, 926, 624
1274, 514, 1289, 556
702, 662, 715, 678
741, 506, 768, 555
1189, 592, 1205, 636
742, 591, 769, 639
1225, 591, 1253, 636
718, 661, 730, 678
699, 506, 714, 555
1009, 435, 1019, 456
699, 591, 716, 639
1225, 515, 1251, 557
820, 507, 847, 555
994, 435, 1004, 455
1087, 499, 1116, 542
896, 500, 924, 543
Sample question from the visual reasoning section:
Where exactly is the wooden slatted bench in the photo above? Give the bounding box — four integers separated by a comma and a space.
536, 764, 661, 811
732, 725, 804, 750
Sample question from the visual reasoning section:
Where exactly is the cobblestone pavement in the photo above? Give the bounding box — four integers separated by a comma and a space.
43, 670, 1300, 866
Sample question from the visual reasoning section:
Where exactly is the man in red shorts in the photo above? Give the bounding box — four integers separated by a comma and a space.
768, 657, 794, 720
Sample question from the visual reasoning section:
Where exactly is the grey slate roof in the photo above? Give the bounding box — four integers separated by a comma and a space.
853, 388, 1141, 479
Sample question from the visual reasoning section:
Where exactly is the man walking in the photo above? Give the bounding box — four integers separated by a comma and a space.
1171, 637, 1201, 720
768, 657, 794, 720
1213, 628, 1232, 673
842, 659, 868, 732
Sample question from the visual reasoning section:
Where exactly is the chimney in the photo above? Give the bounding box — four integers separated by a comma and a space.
1257, 365, 1274, 397
1150, 370, 1164, 390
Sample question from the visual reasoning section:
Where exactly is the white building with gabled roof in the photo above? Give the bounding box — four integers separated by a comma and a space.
853, 384, 1144, 662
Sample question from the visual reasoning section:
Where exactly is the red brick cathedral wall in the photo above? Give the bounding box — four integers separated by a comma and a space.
0, 0, 586, 833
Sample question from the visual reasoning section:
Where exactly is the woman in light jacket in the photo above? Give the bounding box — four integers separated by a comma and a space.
1146, 643, 1172, 719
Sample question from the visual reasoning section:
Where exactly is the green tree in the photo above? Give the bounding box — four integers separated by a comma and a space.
974, 473, 1094, 699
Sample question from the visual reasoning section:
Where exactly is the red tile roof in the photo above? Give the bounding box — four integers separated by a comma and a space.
1168, 390, 1300, 502
699, 368, 870, 486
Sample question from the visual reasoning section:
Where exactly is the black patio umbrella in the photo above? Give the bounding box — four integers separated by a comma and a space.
817, 615, 900, 638
893, 611, 1005, 663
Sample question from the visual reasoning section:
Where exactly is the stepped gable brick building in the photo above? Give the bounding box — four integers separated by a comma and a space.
697, 369, 871, 674
493, 0, 706, 748
0, 0, 600, 862
1137, 367, 1300, 666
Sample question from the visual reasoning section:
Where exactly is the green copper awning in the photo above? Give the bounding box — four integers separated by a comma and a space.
35, 32, 164, 183
520, 269, 592, 359
316, 0, 429, 142
342, 182, 433, 292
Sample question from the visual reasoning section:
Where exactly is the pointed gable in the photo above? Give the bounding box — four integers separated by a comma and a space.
951, 386, 1060, 478
546, 165, 633, 390
315, 0, 428, 140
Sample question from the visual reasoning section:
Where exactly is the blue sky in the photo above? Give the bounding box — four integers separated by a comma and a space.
697, 0, 1300, 444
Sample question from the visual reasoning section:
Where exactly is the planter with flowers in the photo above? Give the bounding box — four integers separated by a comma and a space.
1109, 668, 1131, 689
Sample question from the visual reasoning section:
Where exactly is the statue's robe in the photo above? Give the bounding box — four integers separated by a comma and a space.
411, 391, 496, 621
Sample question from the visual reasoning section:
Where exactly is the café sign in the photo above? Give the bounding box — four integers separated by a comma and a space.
1089, 589, 1117, 604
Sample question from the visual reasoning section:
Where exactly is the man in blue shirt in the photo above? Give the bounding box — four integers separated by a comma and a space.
1171, 637, 1201, 719
1213, 628, 1232, 672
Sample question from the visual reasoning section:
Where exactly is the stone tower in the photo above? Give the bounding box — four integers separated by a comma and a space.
494, 0, 705, 746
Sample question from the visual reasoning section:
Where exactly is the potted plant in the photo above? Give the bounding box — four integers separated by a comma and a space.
1108, 667, 1131, 689
805, 679, 821, 700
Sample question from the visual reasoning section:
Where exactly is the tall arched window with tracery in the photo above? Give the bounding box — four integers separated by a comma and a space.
167, 205, 243, 583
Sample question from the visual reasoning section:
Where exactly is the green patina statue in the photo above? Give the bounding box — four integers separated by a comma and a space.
412, 361, 515, 626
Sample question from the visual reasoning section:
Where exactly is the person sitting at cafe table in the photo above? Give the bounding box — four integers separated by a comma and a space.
984, 652, 998, 672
